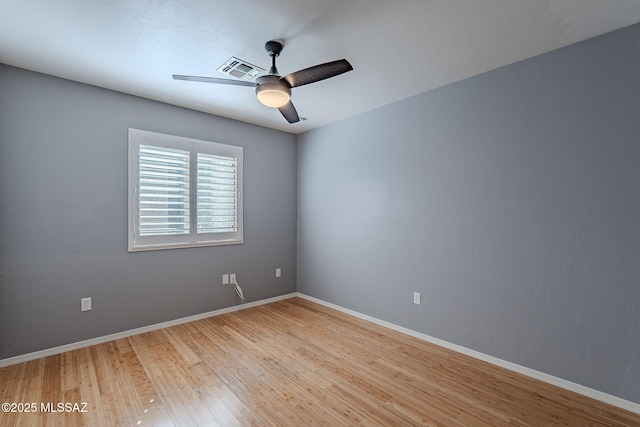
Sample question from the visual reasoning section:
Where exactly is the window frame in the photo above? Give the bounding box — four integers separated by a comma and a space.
128, 129, 243, 252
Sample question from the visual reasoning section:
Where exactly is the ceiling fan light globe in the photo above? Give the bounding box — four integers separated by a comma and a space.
256, 83, 291, 108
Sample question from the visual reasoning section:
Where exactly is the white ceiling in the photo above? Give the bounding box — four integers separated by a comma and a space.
2, 1, 640, 134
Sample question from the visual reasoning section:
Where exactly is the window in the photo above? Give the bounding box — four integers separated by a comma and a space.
128, 129, 243, 251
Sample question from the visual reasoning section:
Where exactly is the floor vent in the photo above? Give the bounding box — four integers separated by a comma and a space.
217, 57, 264, 81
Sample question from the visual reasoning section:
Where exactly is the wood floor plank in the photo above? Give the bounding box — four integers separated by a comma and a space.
1, 297, 638, 426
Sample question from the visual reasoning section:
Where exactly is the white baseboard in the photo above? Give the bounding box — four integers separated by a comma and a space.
2, 291, 638, 415
0, 293, 297, 368
296, 293, 640, 415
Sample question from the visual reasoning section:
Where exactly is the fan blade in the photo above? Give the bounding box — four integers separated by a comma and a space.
172, 75, 257, 87
278, 101, 300, 123
283, 59, 353, 88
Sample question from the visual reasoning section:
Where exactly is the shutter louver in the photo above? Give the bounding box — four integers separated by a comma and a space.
197, 153, 237, 233
138, 145, 190, 236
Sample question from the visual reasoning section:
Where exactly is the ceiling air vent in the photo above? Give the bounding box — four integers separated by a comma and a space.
217, 57, 264, 81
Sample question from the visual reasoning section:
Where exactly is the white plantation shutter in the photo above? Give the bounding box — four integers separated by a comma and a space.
197, 153, 238, 234
139, 145, 190, 236
129, 129, 243, 251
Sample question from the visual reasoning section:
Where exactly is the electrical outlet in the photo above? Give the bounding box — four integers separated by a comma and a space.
81, 297, 92, 312
230, 273, 236, 283
413, 292, 421, 305
276, 268, 281, 278
222, 274, 229, 285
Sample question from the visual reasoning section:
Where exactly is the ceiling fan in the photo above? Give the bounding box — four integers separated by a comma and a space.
173, 40, 353, 124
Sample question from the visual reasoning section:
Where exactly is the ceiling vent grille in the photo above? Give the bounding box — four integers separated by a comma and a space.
217, 57, 264, 81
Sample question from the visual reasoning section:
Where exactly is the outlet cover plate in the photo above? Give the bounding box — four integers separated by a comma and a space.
81, 297, 92, 312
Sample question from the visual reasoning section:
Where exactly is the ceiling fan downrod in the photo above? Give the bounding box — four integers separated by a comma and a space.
265, 40, 283, 75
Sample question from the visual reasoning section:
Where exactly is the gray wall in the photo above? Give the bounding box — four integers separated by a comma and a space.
0, 65, 297, 359
297, 24, 640, 402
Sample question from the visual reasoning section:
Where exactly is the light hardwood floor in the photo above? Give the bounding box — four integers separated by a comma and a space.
1, 297, 638, 426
